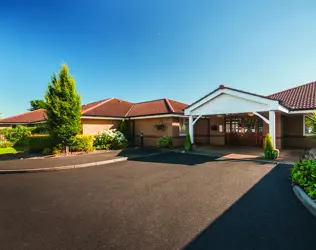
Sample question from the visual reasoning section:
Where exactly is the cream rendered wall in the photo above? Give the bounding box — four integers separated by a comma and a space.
81, 119, 120, 135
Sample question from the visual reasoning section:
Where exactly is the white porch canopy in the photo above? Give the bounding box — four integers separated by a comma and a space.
184, 86, 288, 148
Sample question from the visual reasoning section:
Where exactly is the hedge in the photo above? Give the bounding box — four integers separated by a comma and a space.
28, 135, 53, 153
291, 160, 316, 199
72, 135, 94, 152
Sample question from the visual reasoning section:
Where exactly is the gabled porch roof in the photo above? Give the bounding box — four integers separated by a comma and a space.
185, 85, 289, 116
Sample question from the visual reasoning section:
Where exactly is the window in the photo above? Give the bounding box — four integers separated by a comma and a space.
304, 114, 314, 136
179, 118, 189, 136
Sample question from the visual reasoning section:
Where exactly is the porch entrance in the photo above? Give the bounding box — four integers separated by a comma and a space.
225, 115, 263, 147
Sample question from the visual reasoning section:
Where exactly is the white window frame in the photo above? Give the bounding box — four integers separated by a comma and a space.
179, 118, 189, 136
303, 114, 314, 136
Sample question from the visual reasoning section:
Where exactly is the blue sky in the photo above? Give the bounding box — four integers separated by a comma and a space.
1, 0, 316, 117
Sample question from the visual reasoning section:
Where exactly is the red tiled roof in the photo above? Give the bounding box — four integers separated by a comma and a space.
82, 98, 187, 118
1, 98, 187, 124
82, 98, 133, 117
0, 109, 46, 124
167, 99, 188, 113
268, 81, 316, 110
81, 99, 110, 113
127, 99, 170, 117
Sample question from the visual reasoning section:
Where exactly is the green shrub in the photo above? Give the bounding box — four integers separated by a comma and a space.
157, 136, 173, 148
0, 140, 14, 148
0, 128, 9, 135
42, 148, 51, 154
52, 144, 63, 155
94, 129, 127, 150
72, 135, 94, 152
2, 126, 34, 145
263, 133, 278, 159
32, 126, 49, 135
264, 149, 278, 160
184, 132, 191, 151
119, 119, 128, 137
291, 160, 316, 199
264, 133, 274, 150
28, 135, 53, 153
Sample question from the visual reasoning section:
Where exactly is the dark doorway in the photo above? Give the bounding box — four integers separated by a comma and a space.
225, 115, 263, 147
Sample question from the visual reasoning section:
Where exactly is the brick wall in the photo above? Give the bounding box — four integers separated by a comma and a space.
209, 116, 225, 146
283, 114, 316, 149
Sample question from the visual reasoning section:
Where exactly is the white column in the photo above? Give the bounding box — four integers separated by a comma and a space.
189, 115, 194, 144
269, 111, 276, 149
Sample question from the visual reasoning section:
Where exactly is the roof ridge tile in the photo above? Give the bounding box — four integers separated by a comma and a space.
82, 98, 113, 114
165, 98, 175, 113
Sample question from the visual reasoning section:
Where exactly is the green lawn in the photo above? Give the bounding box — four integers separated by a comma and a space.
0, 146, 28, 155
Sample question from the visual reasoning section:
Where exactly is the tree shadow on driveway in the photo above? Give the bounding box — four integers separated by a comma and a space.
127, 151, 271, 166
127, 151, 219, 165
183, 163, 316, 250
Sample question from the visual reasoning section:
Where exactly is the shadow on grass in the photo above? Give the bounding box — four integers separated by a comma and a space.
183, 163, 316, 250
0, 145, 43, 161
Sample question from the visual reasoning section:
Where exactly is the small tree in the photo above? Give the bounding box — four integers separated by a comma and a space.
119, 119, 127, 136
184, 132, 191, 151
29, 100, 46, 111
45, 64, 81, 149
264, 133, 274, 150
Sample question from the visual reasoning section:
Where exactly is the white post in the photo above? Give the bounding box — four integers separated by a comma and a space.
189, 115, 194, 144
269, 111, 276, 149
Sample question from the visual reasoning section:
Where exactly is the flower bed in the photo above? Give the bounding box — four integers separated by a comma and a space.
291, 160, 316, 217
291, 160, 316, 200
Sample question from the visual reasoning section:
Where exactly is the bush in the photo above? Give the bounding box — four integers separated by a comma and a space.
0, 140, 14, 148
72, 135, 94, 152
42, 148, 51, 154
184, 132, 191, 151
263, 133, 278, 159
32, 126, 49, 135
28, 135, 53, 153
52, 144, 63, 155
157, 136, 173, 148
0, 128, 9, 135
264, 149, 278, 160
119, 119, 127, 135
1, 126, 34, 145
264, 133, 274, 150
94, 129, 127, 150
291, 160, 316, 199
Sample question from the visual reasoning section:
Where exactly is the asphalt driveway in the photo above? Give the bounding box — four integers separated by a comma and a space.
0, 152, 315, 250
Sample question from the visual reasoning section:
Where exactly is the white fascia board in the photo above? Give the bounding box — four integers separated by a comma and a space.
289, 110, 315, 114
185, 90, 223, 113
0, 122, 28, 125
185, 88, 280, 115
223, 89, 279, 106
277, 104, 289, 113
129, 114, 187, 120
81, 116, 123, 120
30, 121, 47, 124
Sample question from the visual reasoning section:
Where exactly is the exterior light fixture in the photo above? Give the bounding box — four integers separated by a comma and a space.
248, 113, 254, 117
